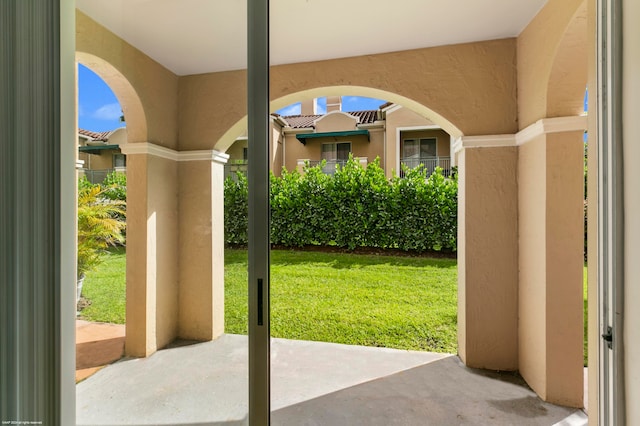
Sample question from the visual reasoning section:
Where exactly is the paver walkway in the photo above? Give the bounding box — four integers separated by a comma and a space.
76, 319, 125, 382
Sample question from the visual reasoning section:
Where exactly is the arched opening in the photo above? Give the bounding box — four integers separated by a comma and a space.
219, 89, 466, 405
74, 54, 147, 381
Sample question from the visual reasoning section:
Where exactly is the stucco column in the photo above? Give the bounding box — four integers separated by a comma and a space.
121, 143, 180, 357
518, 118, 585, 407
456, 141, 519, 371
178, 150, 229, 341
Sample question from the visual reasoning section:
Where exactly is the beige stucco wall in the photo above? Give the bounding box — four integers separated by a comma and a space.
518, 131, 584, 407
177, 38, 516, 152
178, 70, 247, 151
108, 127, 127, 145
79, 150, 118, 171
178, 160, 225, 340
545, 131, 584, 406
76, 11, 178, 148
517, 0, 587, 129
518, 134, 547, 393
226, 139, 248, 163
125, 154, 179, 356
458, 146, 519, 371
124, 154, 149, 357
315, 111, 358, 132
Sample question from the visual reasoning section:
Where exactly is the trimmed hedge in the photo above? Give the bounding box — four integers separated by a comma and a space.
224, 157, 457, 253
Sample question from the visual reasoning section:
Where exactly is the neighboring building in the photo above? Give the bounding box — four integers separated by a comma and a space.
225, 97, 452, 179
78, 127, 127, 183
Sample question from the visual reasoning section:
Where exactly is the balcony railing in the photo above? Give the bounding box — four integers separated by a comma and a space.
224, 160, 248, 180
79, 168, 117, 184
400, 156, 451, 178
306, 159, 348, 175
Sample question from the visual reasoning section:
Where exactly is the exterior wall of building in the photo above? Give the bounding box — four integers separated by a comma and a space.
226, 139, 247, 163
175, 37, 517, 152
315, 111, 357, 132
457, 146, 519, 371
517, 0, 587, 129
80, 149, 120, 171
516, 0, 587, 408
518, 130, 584, 408
385, 107, 439, 177
77, 11, 178, 148
125, 153, 179, 356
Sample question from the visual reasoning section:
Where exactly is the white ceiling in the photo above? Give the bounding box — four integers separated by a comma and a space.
76, 0, 548, 76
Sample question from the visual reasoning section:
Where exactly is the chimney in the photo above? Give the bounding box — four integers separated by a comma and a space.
326, 96, 342, 113
300, 99, 317, 115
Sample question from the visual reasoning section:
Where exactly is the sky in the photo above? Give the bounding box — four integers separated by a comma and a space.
78, 64, 125, 132
77, 64, 388, 132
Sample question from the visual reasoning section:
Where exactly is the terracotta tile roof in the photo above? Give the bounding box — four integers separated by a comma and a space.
349, 110, 378, 124
78, 128, 113, 141
282, 114, 322, 129
282, 110, 379, 129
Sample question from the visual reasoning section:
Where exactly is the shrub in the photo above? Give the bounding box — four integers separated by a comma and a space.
102, 171, 127, 203
224, 171, 249, 245
224, 156, 458, 253
77, 183, 126, 278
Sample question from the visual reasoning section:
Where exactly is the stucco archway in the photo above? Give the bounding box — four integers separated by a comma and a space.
76, 52, 148, 144
213, 86, 463, 154
546, 1, 588, 118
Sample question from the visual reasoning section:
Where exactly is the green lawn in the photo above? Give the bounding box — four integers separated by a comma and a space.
80, 246, 127, 324
79, 248, 590, 360
80, 248, 458, 352
226, 249, 458, 353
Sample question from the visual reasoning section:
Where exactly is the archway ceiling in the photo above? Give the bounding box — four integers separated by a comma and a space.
76, 0, 547, 76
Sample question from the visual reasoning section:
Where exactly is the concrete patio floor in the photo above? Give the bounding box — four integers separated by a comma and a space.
76, 333, 587, 426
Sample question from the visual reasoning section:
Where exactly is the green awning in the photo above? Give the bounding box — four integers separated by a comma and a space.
79, 144, 120, 154
295, 129, 369, 144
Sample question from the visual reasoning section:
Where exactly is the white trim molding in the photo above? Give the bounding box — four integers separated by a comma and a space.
120, 142, 178, 161
453, 116, 588, 154
119, 142, 229, 164
179, 150, 229, 164
516, 116, 588, 146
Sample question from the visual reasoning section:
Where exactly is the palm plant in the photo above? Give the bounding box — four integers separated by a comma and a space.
77, 183, 126, 280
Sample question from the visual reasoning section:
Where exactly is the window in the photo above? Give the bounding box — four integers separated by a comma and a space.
321, 142, 351, 162
243, 147, 248, 161
403, 138, 436, 159
113, 153, 126, 168
321, 142, 351, 174
401, 137, 438, 177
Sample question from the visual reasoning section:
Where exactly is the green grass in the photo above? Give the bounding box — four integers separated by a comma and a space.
80, 248, 589, 359
226, 249, 458, 353
80, 246, 127, 324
